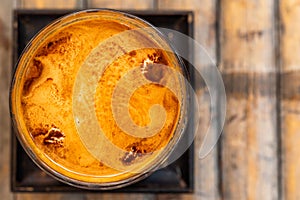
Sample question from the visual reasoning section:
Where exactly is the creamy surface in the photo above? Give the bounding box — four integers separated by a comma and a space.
16, 15, 182, 183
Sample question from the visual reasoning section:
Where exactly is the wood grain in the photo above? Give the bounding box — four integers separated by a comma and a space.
158, 0, 219, 199
0, 0, 14, 199
89, 0, 155, 10
220, 0, 278, 199
280, 0, 300, 199
17, 0, 79, 8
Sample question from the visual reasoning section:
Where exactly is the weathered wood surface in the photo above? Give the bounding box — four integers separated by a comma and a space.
220, 0, 278, 200
158, 0, 220, 200
0, 0, 13, 200
89, 0, 155, 9
17, 0, 80, 8
280, 0, 300, 199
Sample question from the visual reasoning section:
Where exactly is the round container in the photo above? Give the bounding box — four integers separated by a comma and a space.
10, 9, 188, 190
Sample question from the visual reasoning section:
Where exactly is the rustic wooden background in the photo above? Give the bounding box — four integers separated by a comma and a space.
1, 0, 299, 199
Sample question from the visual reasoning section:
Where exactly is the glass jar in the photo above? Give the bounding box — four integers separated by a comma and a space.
10, 9, 189, 190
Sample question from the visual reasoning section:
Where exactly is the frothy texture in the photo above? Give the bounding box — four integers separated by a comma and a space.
11, 11, 184, 186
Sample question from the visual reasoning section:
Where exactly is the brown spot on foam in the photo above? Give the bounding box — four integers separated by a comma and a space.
23, 59, 44, 95
140, 51, 171, 83
31, 127, 48, 137
121, 144, 149, 165
148, 51, 168, 65
43, 127, 65, 146
31, 125, 65, 146
143, 63, 167, 83
129, 50, 136, 57
36, 33, 72, 57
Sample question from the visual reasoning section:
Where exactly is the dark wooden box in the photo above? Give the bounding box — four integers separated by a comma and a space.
11, 9, 194, 193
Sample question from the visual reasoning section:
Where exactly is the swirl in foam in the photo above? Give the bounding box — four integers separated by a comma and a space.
11, 10, 186, 188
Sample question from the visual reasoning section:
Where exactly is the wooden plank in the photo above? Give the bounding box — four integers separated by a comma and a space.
15, 193, 156, 200
155, 194, 190, 200
17, 0, 79, 8
158, 0, 219, 200
280, 0, 300, 199
220, 0, 278, 200
86, 193, 155, 200
0, 0, 15, 199
88, 0, 155, 10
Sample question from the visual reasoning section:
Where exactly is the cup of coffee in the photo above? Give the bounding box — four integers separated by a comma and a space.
10, 9, 189, 189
